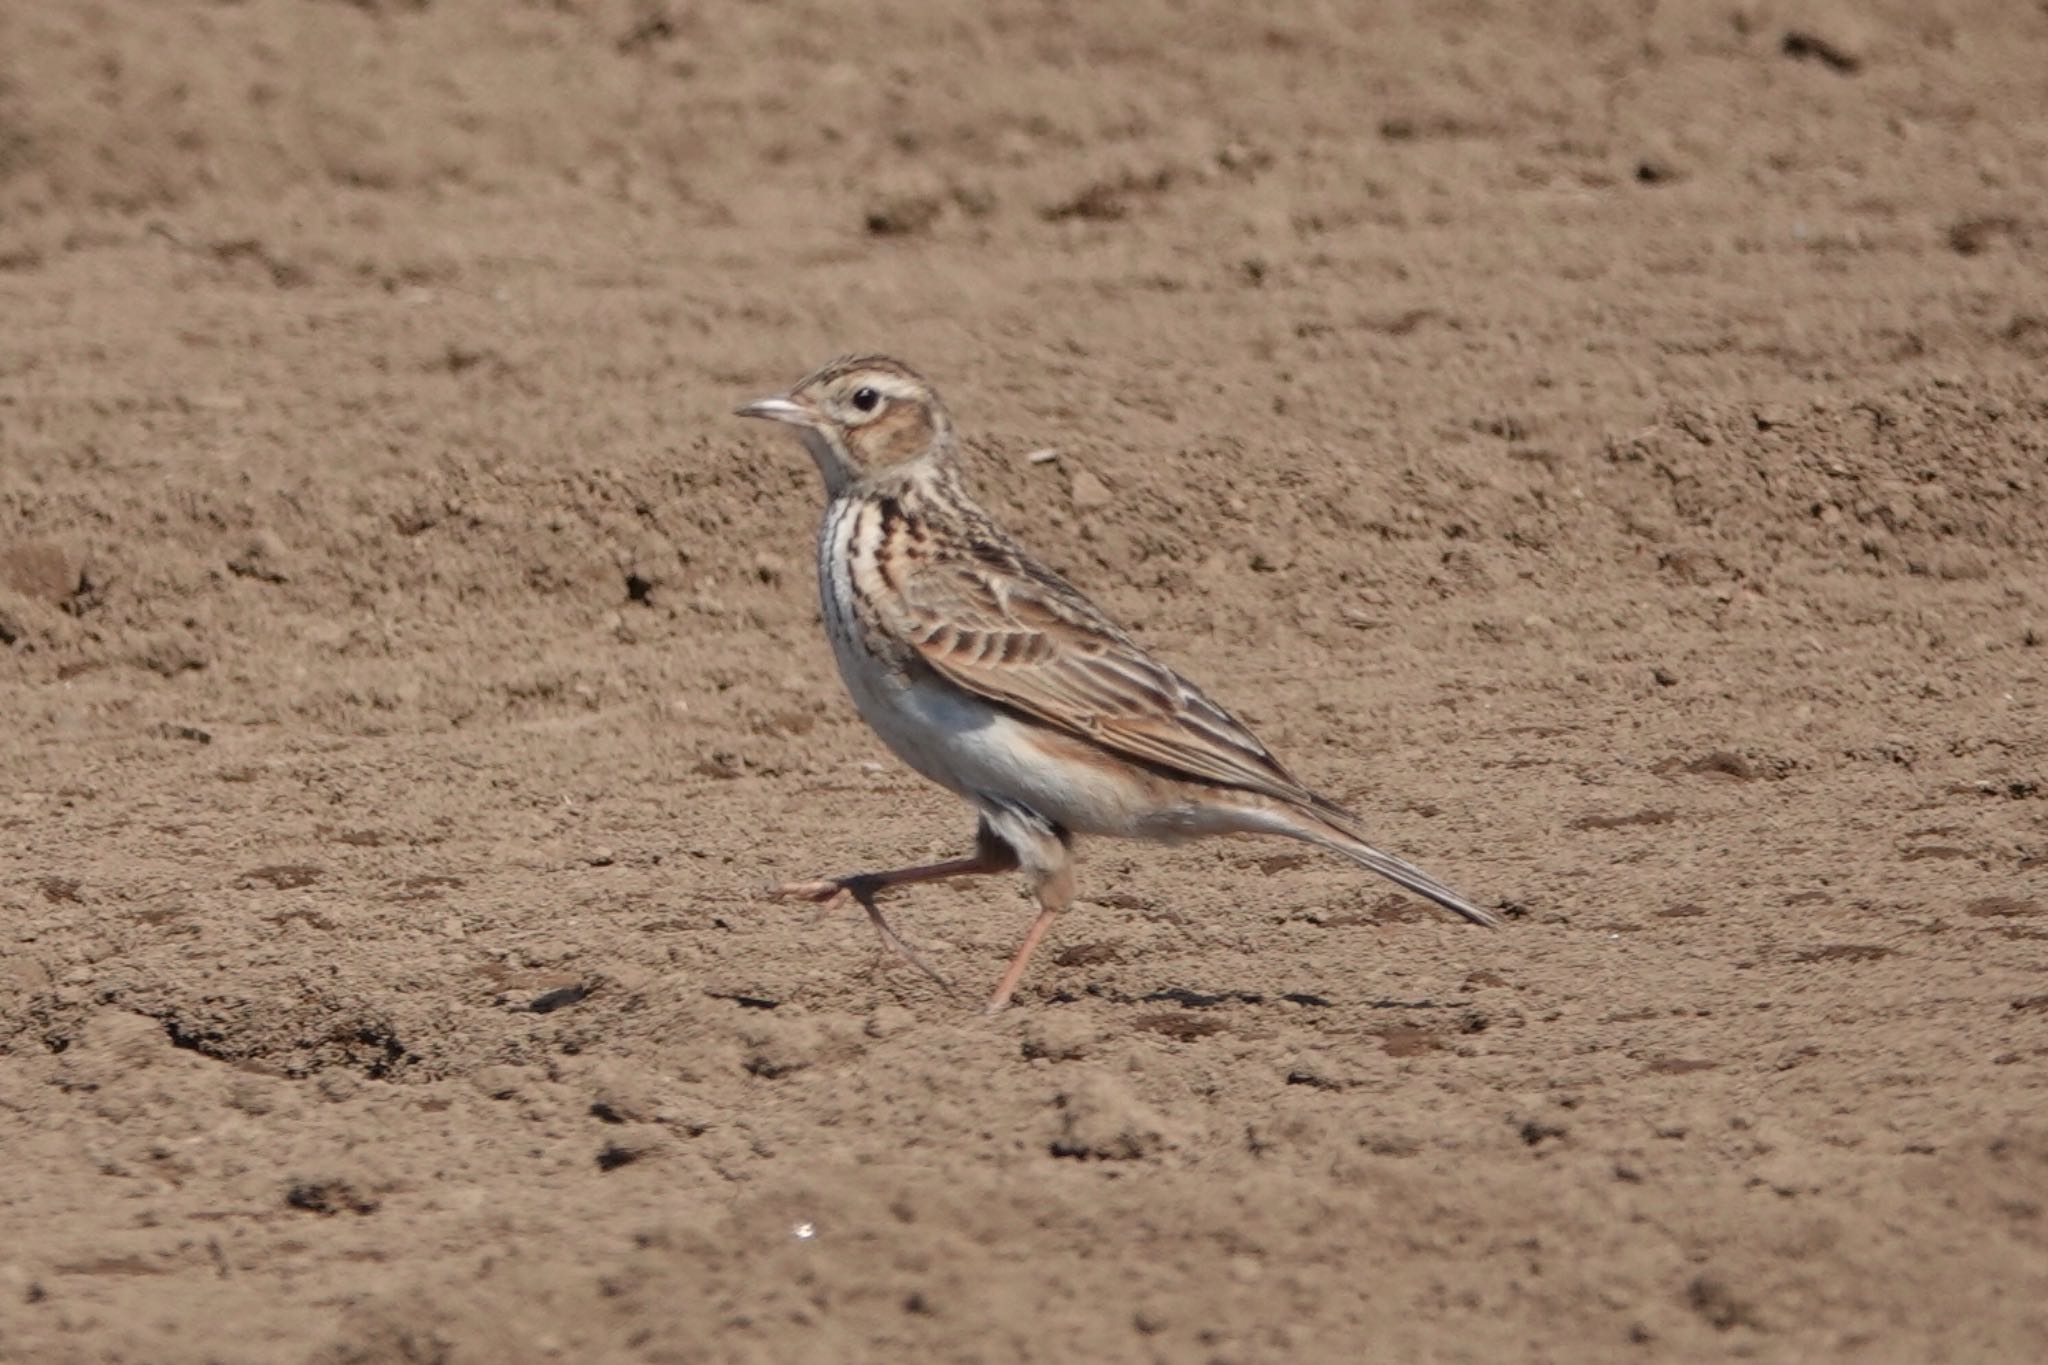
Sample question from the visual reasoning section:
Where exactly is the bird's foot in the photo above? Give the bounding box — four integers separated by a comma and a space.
770, 877, 853, 904
767, 875, 953, 993
771, 873, 887, 905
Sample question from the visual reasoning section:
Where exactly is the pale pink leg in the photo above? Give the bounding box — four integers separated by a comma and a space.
771, 849, 1012, 905
771, 830, 1020, 989
983, 855, 1076, 1014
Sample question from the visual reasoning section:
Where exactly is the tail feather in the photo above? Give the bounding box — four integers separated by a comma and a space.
1292, 805, 1502, 929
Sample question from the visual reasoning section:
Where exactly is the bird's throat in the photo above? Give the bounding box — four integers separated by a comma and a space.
797, 427, 861, 497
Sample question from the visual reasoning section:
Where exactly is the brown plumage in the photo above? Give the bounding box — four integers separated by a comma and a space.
738, 356, 1498, 1012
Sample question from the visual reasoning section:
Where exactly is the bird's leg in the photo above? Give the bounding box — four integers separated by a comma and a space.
771, 820, 1020, 905
771, 852, 1009, 905
984, 852, 1075, 1015
771, 825, 1020, 989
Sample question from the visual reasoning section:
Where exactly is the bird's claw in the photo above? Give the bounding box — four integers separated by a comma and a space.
769, 878, 847, 904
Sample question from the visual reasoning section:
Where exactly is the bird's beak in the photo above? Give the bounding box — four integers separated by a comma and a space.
735, 395, 818, 427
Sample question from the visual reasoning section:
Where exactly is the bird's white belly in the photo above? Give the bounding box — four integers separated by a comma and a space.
832, 641, 1127, 834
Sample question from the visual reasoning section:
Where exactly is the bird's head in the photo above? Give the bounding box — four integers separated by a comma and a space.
738, 356, 953, 494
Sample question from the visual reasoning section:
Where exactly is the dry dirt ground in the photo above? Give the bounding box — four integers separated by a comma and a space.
3, 2, 2047, 1362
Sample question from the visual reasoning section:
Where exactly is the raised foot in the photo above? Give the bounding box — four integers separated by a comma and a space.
773, 873, 889, 906
770, 877, 852, 904
766, 873, 953, 994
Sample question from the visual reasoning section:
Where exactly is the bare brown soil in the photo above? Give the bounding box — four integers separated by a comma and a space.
3, 2, 2046, 1361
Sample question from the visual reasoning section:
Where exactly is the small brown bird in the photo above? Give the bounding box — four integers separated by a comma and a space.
739, 356, 1498, 1012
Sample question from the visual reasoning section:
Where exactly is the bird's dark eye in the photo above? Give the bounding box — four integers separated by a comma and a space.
851, 386, 881, 413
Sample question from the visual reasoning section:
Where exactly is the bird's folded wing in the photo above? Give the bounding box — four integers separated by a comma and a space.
875, 552, 1319, 806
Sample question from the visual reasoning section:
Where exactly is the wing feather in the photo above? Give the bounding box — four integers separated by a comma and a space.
869, 526, 1319, 806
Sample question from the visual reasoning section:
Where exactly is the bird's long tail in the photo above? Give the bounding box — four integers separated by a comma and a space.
1284, 804, 1502, 929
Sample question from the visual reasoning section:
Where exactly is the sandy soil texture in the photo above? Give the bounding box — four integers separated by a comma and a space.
3, 2, 2046, 1361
